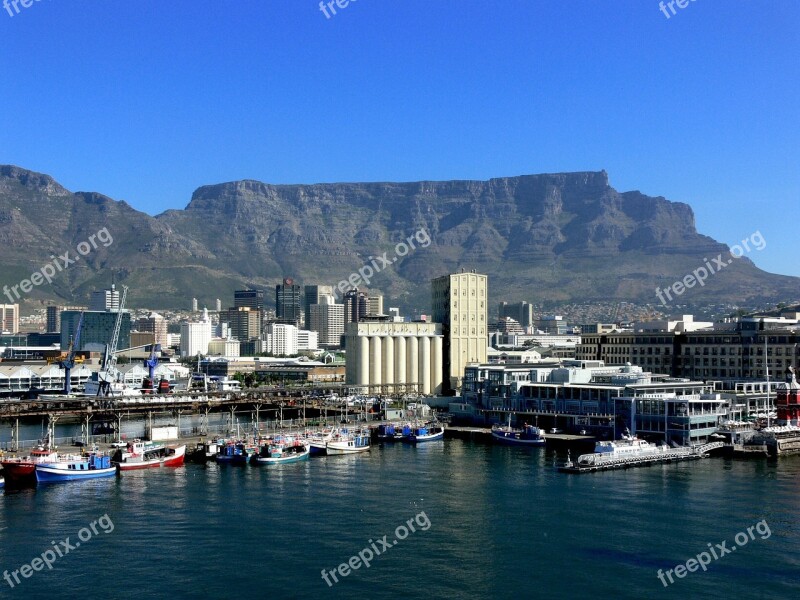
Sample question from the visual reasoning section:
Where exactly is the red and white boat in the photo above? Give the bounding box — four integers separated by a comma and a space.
112, 440, 186, 470
1, 444, 59, 484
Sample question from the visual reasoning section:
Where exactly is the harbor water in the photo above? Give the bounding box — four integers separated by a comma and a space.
1, 440, 798, 599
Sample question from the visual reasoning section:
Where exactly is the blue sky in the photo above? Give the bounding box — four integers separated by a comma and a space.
1, 0, 798, 276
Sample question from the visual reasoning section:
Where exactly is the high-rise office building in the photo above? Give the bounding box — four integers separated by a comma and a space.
89, 284, 121, 311
1, 304, 20, 334
344, 289, 368, 325
219, 306, 262, 341
431, 271, 488, 394
304, 284, 334, 328
498, 301, 534, 329
46, 305, 62, 333
276, 278, 301, 325
134, 312, 169, 347
367, 293, 384, 316
192, 298, 198, 312
234, 289, 264, 311
310, 295, 345, 348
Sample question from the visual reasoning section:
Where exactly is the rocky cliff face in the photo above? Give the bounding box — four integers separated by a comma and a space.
0, 165, 795, 312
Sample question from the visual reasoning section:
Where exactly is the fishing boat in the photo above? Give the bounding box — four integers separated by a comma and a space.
1, 444, 60, 484
253, 438, 309, 464
402, 423, 445, 443
188, 439, 223, 463
376, 423, 404, 442
307, 428, 335, 456
0, 476, 4, 489
35, 453, 117, 483
215, 441, 254, 465
112, 441, 186, 470
491, 416, 547, 446
326, 429, 371, 455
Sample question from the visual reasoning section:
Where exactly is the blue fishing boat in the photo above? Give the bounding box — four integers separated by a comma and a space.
215, 442, 254, 465
35, 453, 117, 483
491, 417, 546, 446
376, 423, 404, 442
402, 423, 445, 443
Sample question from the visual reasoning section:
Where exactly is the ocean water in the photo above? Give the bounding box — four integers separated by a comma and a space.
1, 441, 798, 600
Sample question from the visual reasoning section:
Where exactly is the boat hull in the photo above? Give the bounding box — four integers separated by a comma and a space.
115, 445, 186, 470
254, 449, 310, 464
404, 430, 445, 443
308, 442, 328, 456
326, 442, 371, 455
491, 431, 546, 446
35, 465, 118, 483
0, 461, 37, 482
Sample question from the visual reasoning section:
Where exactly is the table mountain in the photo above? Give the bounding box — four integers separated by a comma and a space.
1, 165, 796, 314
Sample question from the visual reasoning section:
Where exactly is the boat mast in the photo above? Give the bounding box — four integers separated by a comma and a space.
765, 335, 771, 427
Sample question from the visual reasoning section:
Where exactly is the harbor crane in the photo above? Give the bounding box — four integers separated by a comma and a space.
58, 312, 84, 395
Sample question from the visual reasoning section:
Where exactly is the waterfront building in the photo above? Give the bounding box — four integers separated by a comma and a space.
304, 285, 334, 328
463, 361, 726, 445
499, 301, 534, 329
1, 303, 19, 334
344, 320, 444, 395
431, 271, 488, 394
275, 278, 301, 325
61, 310, 131, 353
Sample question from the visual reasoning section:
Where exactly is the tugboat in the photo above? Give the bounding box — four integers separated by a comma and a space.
35, 452, 117, 483
491, 415, 546, 446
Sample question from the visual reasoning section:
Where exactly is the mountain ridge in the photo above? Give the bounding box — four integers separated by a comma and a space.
0, 164, 796, 314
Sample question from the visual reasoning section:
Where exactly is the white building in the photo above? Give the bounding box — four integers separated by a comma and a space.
297, 330, 318, 351
180, 309, 212, 357
1, 303, 20, 334
310, 296, 345, 347
89, 284, 121, 311
265, 323, 298, 356
208, 338, 241, 357
344, 321, 444, 395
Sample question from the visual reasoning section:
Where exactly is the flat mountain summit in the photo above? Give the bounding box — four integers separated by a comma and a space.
0, 165, 796, 313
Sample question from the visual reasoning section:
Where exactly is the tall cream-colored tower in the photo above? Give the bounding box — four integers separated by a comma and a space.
431, 271, 488, 394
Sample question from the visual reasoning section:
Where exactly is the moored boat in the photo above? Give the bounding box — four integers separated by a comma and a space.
376, 423, 403, 442
326, 430, 371, 455
1, 444, 60, 484
216, 441, 255, 465
491, 417, 546, 446
35, 453, 117, 483
307, 428, 335, 456
402, 423, 445, 443
112, 441, 186, 470
253, 438, 309, 464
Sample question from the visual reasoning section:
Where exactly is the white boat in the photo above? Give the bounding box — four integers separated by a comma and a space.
326, 430, 371, 455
